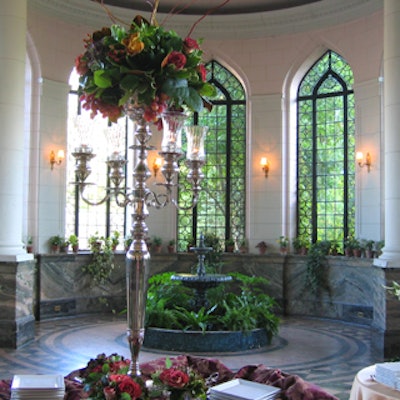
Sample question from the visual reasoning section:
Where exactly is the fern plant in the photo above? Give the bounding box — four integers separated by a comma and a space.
145, 272, 280, 340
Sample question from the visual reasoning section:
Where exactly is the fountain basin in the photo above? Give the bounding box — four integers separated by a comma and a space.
143, 327, 270, 353
171, 273, 232, 287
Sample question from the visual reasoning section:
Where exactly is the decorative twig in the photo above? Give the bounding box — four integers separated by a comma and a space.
92, 0, 129, 26
187, 0, 231, 37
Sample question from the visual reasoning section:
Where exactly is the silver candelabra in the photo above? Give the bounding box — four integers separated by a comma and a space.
72, 105, 208, 376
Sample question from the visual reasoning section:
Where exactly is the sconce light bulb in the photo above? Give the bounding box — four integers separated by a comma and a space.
50, 148, 65, 170
260, 157, 269, 178
153, 157, 163, 177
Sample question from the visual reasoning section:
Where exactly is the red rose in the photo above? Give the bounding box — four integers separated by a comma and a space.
197, 64, 207, 82
109, 360, 130, 373
75, 54, 88, 75
109, 374, 125, 383
159, 368, 189, 388
118, 376, 142, 399
163, 51, 187, 70
183, 37, 200, 53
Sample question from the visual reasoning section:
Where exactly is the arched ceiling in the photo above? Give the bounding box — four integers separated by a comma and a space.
100, 0, 322, 15
29, 0, 382, 40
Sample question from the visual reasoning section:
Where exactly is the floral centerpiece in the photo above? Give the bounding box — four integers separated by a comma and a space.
75, 10, 216, 124
80, 353, 208, 400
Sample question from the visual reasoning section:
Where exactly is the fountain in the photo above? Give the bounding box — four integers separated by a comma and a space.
171, 234, 232, 310
143, 234, 274, 352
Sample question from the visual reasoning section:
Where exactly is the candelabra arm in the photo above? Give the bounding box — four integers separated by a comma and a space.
76, 183, 115, 206
113, 189, 132, 208
144, 185, 172, 209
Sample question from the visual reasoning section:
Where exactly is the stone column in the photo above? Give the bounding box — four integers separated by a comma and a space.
375, 0, 400, 268
0, 0, 36, 348
0, 0, 28, 258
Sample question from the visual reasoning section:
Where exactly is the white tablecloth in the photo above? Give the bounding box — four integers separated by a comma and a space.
349, 365, 400, 400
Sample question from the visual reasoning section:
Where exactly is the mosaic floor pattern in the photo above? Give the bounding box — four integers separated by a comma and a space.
0, 315, 383, 400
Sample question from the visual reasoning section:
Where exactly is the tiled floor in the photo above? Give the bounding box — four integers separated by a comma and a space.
0, 315, 383, 400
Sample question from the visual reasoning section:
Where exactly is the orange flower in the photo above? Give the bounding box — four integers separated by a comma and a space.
122, 33, 144, 55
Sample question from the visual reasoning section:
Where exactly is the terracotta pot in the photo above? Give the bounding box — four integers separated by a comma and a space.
353, 248, 362, 257
344, 248, 352, 257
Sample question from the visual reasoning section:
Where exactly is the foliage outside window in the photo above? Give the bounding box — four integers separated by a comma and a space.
297, 50, 355, 252
177, 61, 246, 252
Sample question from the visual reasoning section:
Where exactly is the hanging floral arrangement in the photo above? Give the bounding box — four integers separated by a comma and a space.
74, 2, 217, 124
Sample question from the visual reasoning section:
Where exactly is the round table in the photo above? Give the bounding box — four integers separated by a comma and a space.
349, 365, 400, 400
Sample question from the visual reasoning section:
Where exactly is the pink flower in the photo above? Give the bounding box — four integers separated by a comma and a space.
159, 368, 190, 388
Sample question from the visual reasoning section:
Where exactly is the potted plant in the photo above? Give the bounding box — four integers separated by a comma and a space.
352, 238, 362, 257
167, 239, 176, 254
362, 239, 375, 258
110, 231, 120, 251
278, 236, 289, 255
329, 239, 341, 255
239, 239, 248, 254
152, 236, 162, 253
69, 234, 79, 253
375, 240, 385, 257
124, 234, 133, 251
344, 236, 356, 257
225, 237, 235, 252
49, 235, 62, 253
255, 241, 268, 255
88, 232, 103, 252
60, 237, 70, 253
26, 236, 33, 254
183, 234, 195, 252
292, 236, 309, 255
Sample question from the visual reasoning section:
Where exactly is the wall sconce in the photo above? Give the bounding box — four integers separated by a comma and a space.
356, 151, 371, 173
260, 157, 269, 178
50, 149, 65, 170
153, 157, 163, 177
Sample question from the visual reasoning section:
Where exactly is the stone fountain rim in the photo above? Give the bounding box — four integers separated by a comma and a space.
143, 326, 270, 353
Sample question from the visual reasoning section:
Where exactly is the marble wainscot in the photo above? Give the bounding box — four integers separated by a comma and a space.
22, 252, 400, 357
0, 259, 37, 347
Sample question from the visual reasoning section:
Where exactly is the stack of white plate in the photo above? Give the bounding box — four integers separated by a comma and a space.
209, 379, 281, 400
375, 362, 400, 389
10, 374, 65, 399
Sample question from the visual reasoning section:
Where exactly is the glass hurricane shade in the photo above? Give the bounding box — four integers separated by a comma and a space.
186, 126, 208, 161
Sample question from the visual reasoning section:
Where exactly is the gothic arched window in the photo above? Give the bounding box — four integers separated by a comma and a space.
177, 61, 246, 251
297, 50, 355, 250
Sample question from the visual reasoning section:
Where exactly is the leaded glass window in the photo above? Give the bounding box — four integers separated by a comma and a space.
297, 50, 355, 251
177, 61, 246, 252
66, 71, 130, 249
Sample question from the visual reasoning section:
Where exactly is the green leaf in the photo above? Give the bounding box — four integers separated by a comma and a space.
93, 70, 112, 88
184, 87, 203, 112
199, 82, 217, 98
120, 74, 142, 92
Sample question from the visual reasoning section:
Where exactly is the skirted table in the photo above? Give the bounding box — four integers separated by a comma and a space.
0, 355, 339, 400
349, 365, 400, 400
